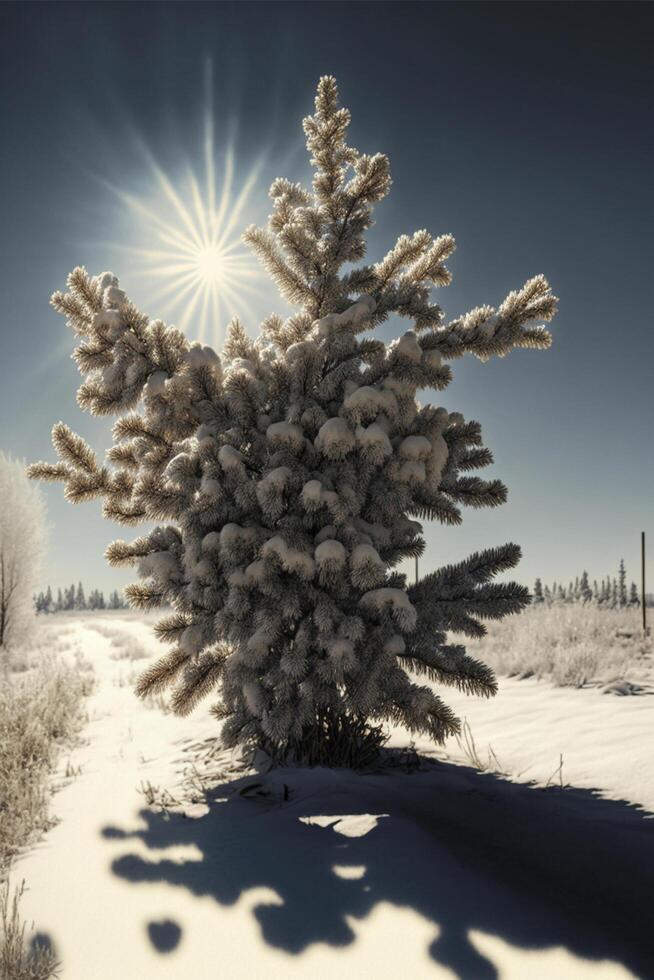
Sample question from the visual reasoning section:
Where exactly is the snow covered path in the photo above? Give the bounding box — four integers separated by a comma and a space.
13, 615, 654, 979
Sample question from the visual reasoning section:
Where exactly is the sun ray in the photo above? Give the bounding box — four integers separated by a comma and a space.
216, 161, 262, 251
101, 60, 267, 348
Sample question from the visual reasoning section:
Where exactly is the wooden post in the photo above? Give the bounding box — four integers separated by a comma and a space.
642, 531, 648, 635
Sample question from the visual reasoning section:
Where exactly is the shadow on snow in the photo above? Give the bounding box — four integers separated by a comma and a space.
102, 760, 654, 978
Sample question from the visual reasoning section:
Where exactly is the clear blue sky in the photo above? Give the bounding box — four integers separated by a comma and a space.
0, 1, 652, 596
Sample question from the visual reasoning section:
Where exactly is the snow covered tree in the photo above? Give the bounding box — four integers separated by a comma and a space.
29, 77, 557, 764
0, 452, 47, 649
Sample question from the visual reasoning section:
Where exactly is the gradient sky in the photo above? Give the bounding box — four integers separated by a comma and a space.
1, 1, 652, 597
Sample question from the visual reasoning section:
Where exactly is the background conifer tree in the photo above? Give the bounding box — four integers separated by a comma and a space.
30, 77, 557, 763
618, 558, 627, 608
75, 581, 86, 611
533, 578, 544, 603
579, 570, 590, 603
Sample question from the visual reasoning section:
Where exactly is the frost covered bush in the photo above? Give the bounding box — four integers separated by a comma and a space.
0, 660, 91, 871
0, 452, 46, 652
30, 77, 557, 764
464, 603, 651, 687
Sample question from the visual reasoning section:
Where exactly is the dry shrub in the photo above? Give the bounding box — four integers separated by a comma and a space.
0, 661, 92, 871
462, 604, 651, 687
0, 881, 59, 979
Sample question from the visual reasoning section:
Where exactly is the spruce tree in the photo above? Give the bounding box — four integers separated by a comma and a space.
75, 581, 86, 611
109, 589, 124, 610
629, 581, 640, 607
29, 77, 557, 763
533, 577, 544, 603
618, 559, 627, 608
579, 570, 592, 604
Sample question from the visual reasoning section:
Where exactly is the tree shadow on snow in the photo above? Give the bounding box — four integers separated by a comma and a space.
146, 918, 182, 953
102, 761, 654, 978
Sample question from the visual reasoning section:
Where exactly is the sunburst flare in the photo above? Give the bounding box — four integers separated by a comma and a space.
104, 62, 264, 348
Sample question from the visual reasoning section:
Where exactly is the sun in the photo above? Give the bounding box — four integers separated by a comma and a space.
103, 60, 264, 348
195, 245, 225, 284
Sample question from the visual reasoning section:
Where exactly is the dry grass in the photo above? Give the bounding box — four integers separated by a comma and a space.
2, 624, 74, 675
108, 635, 149, 662
455, 719, 507, 774
464, 604, 652, 687
0, 881, 59, 979
0, 660, 93, 871
0, 654, 90, 978
87, 622, 150, 662
141, 690, 172, 714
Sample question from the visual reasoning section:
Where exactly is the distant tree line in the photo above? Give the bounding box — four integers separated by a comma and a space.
533, 559, 652, 608
34, 582, 127, 613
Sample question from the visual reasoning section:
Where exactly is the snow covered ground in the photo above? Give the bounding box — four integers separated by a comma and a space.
12, 613, 654, 979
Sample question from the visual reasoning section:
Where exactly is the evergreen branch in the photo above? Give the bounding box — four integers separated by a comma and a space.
102, 500, 148, 526
443, 476, 507, 508
105, 537, 153, 567
63, 469, 109, 503
243, 226, 317, 307
401, 645, 497, 698
135, 648, 191, 698
153, 613, 191, 644
67, 266, 103, 312
52, 422, 98, 474
124, 582, 167, 610
170, 650, 228, 716
50, 290, 92, 335
26, 461, 70, 482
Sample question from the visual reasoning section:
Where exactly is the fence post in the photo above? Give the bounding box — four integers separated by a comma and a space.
643, 531, 648, 635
